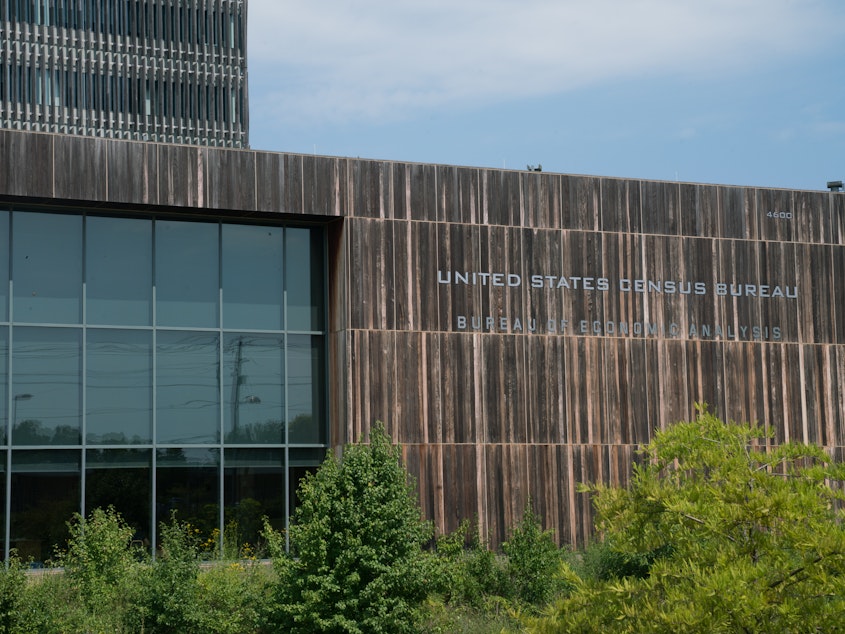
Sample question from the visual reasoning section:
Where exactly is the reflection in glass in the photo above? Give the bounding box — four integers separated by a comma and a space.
86, 216, 152, 325
13, 212, 83, 323
0, 459, 4, 559
87, 330, 152, 444
156, 331, 220, 444
86, 449, 152, 547
224, 449, 285, 545
10, 450, 80, 564
0, 213, 328, 560
155, 220, 219, 327
157, 448, 218, 539
223, 224, 284, 330
286, 228, 324, 331
289, 447, 326, 521
12, 327, 81, 445
0, 211, 8, 320
0, 327, 6, 444
224, 334, 284, 444
287, 335, 325, 444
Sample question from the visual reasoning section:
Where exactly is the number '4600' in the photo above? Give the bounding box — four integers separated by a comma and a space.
767, 211, 792, 220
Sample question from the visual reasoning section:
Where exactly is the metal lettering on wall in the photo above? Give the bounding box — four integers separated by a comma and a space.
438, 269, 798, 341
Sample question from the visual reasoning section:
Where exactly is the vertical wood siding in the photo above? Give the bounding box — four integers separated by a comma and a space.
343, 162, 845, 546
1, 130, 842, 547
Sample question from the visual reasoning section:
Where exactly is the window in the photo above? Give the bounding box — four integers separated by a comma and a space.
12, 211, 83, 324
0, 210, 328, 562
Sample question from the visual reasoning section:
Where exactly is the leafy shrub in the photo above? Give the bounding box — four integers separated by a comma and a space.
195, 561, 274, 634
17, 572, 87, 634
502, 502, 566, 606
432, 520, 506, 607
0, 555, 26, 634
267, 421, 432, 633
578, 540, 671, 582
418, 596, 520, 634
129, 514, 202, 633
431, 505, 567, 611
58, 506, 138, 619
2, 507, 278, 633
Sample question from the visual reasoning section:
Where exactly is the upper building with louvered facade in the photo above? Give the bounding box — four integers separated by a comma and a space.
0, 0, 248, 147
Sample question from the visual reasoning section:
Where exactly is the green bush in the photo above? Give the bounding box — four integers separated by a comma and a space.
267, 421, 432, 633
18, 573, 87, 634
11, 508, 276, 633
195, 561, 274, 634
129, 514, 203, 633
418, 596, 520, 634
430, 506, 568, 612
0, 555, 26, 634
58, 506, 139, 620
577, 540, 671, 582
432, 520, 506, 607
502, 502, 566, 606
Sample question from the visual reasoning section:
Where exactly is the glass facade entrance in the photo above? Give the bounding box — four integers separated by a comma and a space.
0, 208, 327, 562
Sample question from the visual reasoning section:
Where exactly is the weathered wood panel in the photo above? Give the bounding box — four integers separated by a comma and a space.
3, 130, 845, 548
349, 220, 822, 347
205, 147, 256, 212
158, 143, 203, 208
342, 167, 845, 542
254, 151, 286, 213
301, 155, 347, 218
347, 326, 845, 544
394, 163, 433, 223
55, 135, 108, 201
0, 130, 54, 198
350, 159, 387, 219
106, 138, 159, 206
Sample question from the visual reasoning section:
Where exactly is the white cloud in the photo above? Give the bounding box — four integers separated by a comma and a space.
248, 0, 844, 124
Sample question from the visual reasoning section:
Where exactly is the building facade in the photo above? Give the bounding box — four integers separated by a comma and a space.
0, 129, 844, 561
0, 0, 248, 147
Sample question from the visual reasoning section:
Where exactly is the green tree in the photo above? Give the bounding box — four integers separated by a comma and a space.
268, 422, 432, 633
531, 406, 845, 633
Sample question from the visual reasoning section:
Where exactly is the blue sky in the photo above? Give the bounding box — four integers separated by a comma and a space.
247, 1, 845, 192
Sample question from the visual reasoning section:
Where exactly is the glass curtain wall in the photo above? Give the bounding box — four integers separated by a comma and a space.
0, 209, 327, 563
